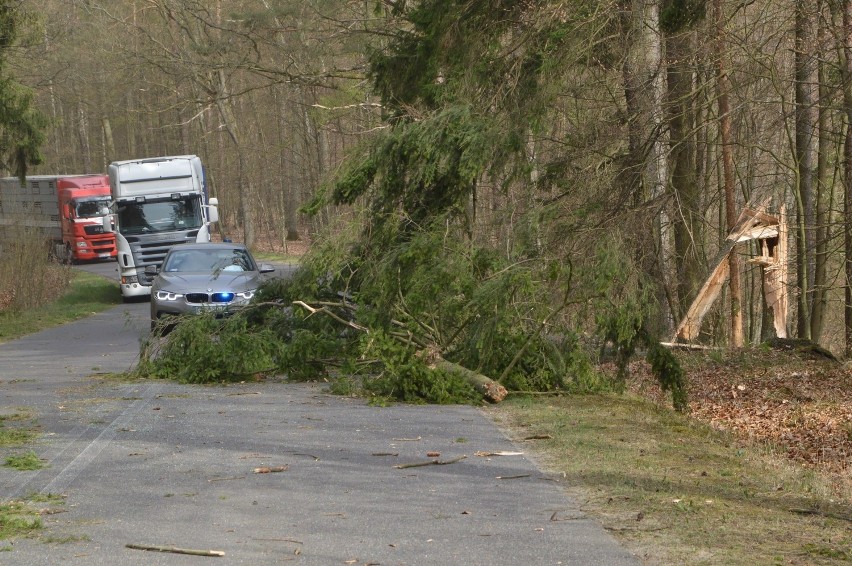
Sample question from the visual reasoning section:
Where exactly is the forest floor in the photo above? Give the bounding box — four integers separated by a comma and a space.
626, 345, 851, 484
495, 346, 851, 564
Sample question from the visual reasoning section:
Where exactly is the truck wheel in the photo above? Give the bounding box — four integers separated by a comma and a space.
64, 244, 76, 265
48, 243, 67, 264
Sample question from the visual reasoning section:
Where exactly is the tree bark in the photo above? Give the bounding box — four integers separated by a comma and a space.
216, 69, 254, 248
433, 359, 508, 403
623, 0, 672, 335
102, 117, 114, 165
667, 29, 704, 322
715, 0, 743, 346
795, 0, 818, 340
842, 0, 852, 357
812, 0, 828, 343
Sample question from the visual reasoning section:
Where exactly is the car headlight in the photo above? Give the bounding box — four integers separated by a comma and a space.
155, 290, 184, 301
236, 290, 256, 300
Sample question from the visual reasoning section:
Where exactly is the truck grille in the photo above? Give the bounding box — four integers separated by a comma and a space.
128, 236, 195, 285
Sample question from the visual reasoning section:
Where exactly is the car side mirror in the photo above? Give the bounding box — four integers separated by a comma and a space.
259, 263, 275, 274
144, 265, 159, 276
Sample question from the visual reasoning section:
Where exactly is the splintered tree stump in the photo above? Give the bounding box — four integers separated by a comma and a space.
432, 359, 508, 403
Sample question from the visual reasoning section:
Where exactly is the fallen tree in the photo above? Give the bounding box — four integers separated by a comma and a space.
293, 300, 508, 403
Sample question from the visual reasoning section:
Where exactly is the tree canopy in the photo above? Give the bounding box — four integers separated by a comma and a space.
0, 1, 45, 180
10, 0, 852, 406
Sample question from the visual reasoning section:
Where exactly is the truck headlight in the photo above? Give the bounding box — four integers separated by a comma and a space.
76, 241, 87, 247
121, 275, 139, 285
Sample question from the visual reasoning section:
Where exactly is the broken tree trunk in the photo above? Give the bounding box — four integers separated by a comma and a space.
292, 301, 508, 403
431, 359, 508, 403
672, 203, 788, 343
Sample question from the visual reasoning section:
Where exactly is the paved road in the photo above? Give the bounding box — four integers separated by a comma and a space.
0, 261, 637, 565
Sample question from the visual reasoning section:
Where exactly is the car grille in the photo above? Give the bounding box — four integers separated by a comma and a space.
185, 292, 236, 304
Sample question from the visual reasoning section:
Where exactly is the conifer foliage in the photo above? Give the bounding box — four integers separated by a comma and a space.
0, 1, 45, 180
143, 1, 683, 408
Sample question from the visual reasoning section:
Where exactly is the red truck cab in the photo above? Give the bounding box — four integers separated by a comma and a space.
57, 175, 116, 262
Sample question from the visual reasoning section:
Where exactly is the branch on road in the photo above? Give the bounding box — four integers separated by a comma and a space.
126, 543, 225, 557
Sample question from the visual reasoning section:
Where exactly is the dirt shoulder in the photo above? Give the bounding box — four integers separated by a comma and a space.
491, 346, 851, 565
629, 346, 851, 481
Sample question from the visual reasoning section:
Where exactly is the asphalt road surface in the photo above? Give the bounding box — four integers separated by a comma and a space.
0, 260, 637, 565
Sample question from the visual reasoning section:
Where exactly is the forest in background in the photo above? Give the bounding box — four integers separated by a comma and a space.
9, 0, 852, 364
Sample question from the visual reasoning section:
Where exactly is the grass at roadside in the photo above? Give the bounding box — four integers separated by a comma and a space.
0, 500, 44, 543
0, 410, 38, 447
491, 394, 851, 565
4, 451, 45, 471
0, 494, 66, 545
0, 409, 50, 545
0, 270, 120, 344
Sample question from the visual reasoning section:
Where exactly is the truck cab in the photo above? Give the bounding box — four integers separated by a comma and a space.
56, 175, 116, 262
0, 174, 115, 263
105, 155, 219, 300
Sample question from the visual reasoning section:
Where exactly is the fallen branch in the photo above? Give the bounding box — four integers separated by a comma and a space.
207, 476, 245, 482
293, 301, 367, 332
394, 455, 467, 469
126, 543, 224, 557
474, 451, 524, 457
292, 301, 508, 403
253, 465, 288, 474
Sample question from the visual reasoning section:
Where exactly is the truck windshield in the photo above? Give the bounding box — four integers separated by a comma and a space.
117, 196, 203, 235
76, 198, 111, 219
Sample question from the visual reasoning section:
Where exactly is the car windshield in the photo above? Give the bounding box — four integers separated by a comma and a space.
162, 248, 257, 273
117, 196, 202, 235
75, 198, 110, 219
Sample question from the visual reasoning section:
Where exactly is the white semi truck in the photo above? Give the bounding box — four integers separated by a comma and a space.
104, 155, 219, 300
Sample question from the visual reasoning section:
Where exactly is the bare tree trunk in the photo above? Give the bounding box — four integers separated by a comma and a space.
715, 0, 743, 346
667, 29, 704, 322
273, 86, 300, 243
102, 117, 114, 165
795, 0, 818, 340
300, 86, 327, 236
215, 69, 253, 248
76, 98, 92, 173
623, 0, 672, 335
812, 0, 829, 342
843, 0, 852, 357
